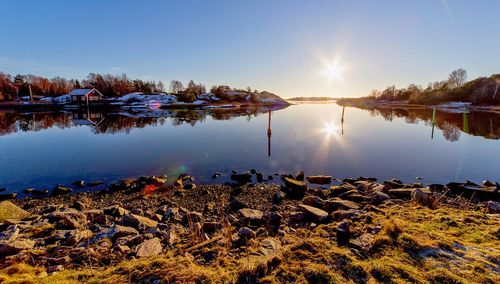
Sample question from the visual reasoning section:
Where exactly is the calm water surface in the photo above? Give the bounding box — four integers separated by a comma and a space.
1, 103, 499, 193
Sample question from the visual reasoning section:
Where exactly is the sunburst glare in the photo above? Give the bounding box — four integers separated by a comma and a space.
322, 60, 344, 81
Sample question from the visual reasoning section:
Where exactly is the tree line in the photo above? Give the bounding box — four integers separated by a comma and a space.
366, 69, 500, 105
0, 72, 271, 103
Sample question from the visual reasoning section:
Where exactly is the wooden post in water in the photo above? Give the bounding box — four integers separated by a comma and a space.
463, 112, 469, 133
341, 106, 345, 135
267, 110, 272, 157
431, 108, 436, 139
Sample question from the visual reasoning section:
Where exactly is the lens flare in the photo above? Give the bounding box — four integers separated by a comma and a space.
322, 60, 344, 81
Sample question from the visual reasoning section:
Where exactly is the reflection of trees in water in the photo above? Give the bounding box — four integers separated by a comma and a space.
0, 106, 283, 136
441, 121, 460, 142
368, 108, 500, 141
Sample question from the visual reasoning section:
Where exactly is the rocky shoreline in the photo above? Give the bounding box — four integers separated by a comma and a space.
0, 172, 499, 283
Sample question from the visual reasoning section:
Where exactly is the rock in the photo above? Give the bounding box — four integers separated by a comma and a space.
120, 179, 137, 190
0, 201, 30, 222
388, 188, 415, 200
87, 181, 104, 187
238, 227, 256, 239
163, 208, 183, 222
258, 238, 281, 255
256, 172, 264, 183
486, 201, 500, 214
111, 225, 139, 240
332, 209, 365, 221
411, 188, 434, 209
0, 188, 5, 192
298, 204, 329, 223
183, 183, 197, 190
227, 198, 248, 212
115, 244, 131, 254
47, 210, 87, 229
72, 200, 90, 211
371, 191, 391, 204
272, 191, 286, 204
0, 239, 35, 256
250, 169, 257, 174
83, 209, 107, 224
183, 211, 204, 224
135, 237, 162, 258
103, 205, 129, 217
138, 176, 166, 187
23, 188, 48, 196
336, 220, 350, 244
338, 190, 369, 203
66, 229, 93, 245
238, 208, 264, 224
349, 233, 375, 251
268, 175, 274, 181
283, 177, 307, 199
324, 198, 360, 212
295, 171, 305, 181
0, 225, 20, 241
264, 212, 282, 229
306, 175, 332, 184
0, 193, 17, 201
428, 184, 446, 192
289, 212, 306, 223
212, 172, 221, 179
72, 180, 85, 187
354, 180, 373, 192
330, 183, 357, 197
51, 185, 73, 196
302, 195, 325, 209
202, 222, 220, 234
123, 214, 158, 230
231, 172, 253, 184
384, 179, 404, 189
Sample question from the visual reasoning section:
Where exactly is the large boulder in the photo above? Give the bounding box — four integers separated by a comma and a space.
231, 172, 253, 184
306, 175, 332, 185
0, 201, 30, 222
302, 196, 325, 209
330, 183, 356, 197
0, 239, 35, 256
47, 209, 87, 229
298, 204, 329, 223
123, 214, 158, 230
135, 237, 162, 258
51, 185, 73, 196
110, 225, 139, 240
486, 201, 500, 214
324, 198, 360, 212
411, 188, 434, 209
388, 188, 416, 200
283, 177, 307, 199
238, 208, 264, 225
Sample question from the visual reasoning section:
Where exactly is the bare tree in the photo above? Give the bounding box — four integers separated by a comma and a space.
448, 68, 467, 88
170, 80, 184, 94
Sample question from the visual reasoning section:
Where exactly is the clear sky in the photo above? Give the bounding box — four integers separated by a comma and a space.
0, 0, 499, 98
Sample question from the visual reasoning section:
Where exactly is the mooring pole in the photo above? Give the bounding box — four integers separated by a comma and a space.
341, 106, 345, 135
431, 108, 436, 139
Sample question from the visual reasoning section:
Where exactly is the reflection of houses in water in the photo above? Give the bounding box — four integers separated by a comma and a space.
71, 110, 106, 127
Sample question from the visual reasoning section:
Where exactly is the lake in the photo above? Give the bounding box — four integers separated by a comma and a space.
1, 103, 499, 194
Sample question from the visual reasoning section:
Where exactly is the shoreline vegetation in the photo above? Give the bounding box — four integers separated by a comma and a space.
287, 97, 337, 101
0, 72, 289, 110
0, 172, 499, 283
337, 69, 500, 112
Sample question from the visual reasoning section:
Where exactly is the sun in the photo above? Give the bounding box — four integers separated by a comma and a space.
322, 60, 344, 81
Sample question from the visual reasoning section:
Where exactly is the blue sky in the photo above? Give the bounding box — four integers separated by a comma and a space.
0, 0, 499, 98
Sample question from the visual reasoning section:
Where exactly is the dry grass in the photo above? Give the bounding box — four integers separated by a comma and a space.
0, 205, 498, 283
